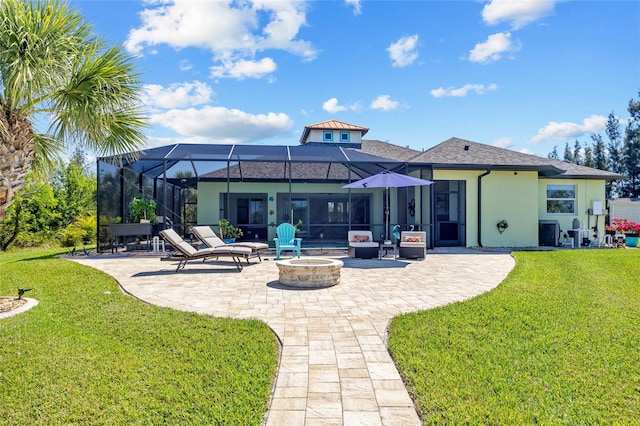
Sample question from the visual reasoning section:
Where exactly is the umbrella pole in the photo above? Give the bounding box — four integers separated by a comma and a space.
385, 187, 389, 242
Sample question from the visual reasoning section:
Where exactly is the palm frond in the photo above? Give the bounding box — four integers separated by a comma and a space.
1, 0, 147, 158
31, 133, 64, 174
50, 43, 148, 158
0, 0, 93, 112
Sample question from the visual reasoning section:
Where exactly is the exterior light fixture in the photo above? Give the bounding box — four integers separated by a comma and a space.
497, 220, 509, 234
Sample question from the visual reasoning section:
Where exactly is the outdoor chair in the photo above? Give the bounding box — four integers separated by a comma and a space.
274, 223, 302, 260
347, 230, 379, 259
191, 225, 268, 263
159, 229, 251, 272
398, 231, 426, 259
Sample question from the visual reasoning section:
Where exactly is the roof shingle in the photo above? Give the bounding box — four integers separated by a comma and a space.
412, 137, 623, 179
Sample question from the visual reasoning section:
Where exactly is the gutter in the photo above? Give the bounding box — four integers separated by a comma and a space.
477, 169, 491, 247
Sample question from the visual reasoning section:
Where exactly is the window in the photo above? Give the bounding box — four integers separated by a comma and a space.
339, 131, 350, 142
323, 131, 334, 142
235, 195, 267, 224
547, 184, 575, 214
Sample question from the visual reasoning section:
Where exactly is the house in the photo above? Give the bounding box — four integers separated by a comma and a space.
95, 120, 623, 251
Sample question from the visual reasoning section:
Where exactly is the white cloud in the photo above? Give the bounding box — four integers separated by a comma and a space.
387, 35, 419, 67
322, 97, 360, 114
345, 0, 362, 15
519, 148, 536, 155
211, 57, 277, 79
149, 106, 294, 144
125, 0, 316, 79
370, 95, 400, 111
179, 60, 192, 71
142, 81, 214, 109
430, 83, 498, 98
468, 32, 520, 64
491, 137, 514, 149
482, 0, 556, 30
530, 115, 608, 143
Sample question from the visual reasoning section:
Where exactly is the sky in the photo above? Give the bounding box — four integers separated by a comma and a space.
70, 0, 640, 157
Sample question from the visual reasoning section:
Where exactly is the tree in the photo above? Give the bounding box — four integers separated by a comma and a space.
605, 112, 624, 197
0, 0, 147, 220
622, 91, 640, 197
605, 112, 623, 172
547, 146, 559, 160
0, 175, 61, 249
591, 134, 608, 171
563, 142, 574, 163
573, 140, 583, 165
0, 152, 96, 250
53, 149, 95, 227
583, 145, 595, 168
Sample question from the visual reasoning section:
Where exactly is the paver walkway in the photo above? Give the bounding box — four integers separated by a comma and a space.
72, 248, 514, 425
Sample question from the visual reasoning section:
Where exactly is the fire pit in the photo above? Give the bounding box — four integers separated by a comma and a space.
276, 258, 343, 288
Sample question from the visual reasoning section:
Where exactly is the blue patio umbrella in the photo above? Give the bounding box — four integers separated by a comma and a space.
342, 170, 433, 241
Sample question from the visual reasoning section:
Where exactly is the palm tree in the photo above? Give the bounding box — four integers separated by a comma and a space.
0, 0, 147, 220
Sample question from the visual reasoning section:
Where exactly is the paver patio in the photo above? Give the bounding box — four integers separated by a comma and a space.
72, 248, 515, 425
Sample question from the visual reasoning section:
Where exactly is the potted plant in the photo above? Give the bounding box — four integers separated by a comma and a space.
129, 196, 157, 223
218, 218, 243, 243
609, 218, 640, 247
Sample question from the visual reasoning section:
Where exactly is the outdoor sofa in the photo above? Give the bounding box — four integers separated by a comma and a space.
347, 230, 379, 259
398, 231, 427, 259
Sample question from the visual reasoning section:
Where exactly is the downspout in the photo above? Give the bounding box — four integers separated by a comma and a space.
477, 169, 491, 247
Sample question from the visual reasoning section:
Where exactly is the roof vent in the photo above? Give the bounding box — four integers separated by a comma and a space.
464, 145, 470, 151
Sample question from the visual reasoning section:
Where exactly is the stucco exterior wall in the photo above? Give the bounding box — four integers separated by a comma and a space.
538, 178, 607, 233
481, 171, 539, 247
198, 172, 608, 247
434, 170, 539, 247
197, 181, 384, 240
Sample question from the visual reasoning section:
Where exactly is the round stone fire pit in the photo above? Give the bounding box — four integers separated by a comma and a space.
276, 258, 343, 288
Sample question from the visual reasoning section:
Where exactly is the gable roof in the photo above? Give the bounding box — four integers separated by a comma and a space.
300, 120, 369, 142
412, 137, 624, 179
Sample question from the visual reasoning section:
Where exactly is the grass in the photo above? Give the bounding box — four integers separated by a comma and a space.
0, 248, 279, 425
388, 249, 640, 424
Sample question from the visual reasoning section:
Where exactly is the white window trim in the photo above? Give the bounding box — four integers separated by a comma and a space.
546, 184, 576, 214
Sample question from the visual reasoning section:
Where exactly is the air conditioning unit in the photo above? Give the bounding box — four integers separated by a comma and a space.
539, 220, 560, 247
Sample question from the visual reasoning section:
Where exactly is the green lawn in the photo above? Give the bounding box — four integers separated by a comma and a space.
388, 250, 640, 424
0, 248, 279, 425
3, 248, 639, 425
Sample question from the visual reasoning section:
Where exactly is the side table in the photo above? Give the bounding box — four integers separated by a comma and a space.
379, 241, 397, 259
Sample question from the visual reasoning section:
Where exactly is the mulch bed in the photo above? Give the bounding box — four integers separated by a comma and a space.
0, 297, 27, 313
